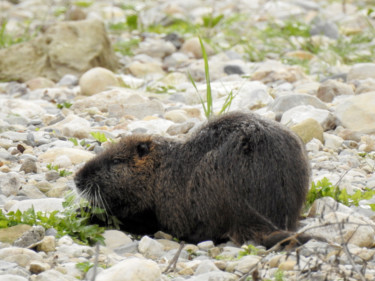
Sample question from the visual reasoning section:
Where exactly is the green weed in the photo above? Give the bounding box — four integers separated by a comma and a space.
0, 193, 105, 245
306, 177, 375, 210
113, 38, 140, 56
57, 102, 72, 109
90, 132, 108, 144
238, 244, 260, 258
188, 37, 235, 119
46, 164, 73, 177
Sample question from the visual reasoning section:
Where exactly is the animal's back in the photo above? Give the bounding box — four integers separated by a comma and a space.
157, 111, 310, 244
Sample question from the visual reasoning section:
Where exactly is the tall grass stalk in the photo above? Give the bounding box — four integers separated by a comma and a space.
188, 37, 235, 119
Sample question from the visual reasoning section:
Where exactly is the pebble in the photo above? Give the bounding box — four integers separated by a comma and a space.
79, 67, 119, 96
0, 1, 375, 280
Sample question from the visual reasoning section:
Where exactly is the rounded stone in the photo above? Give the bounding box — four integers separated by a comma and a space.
96, 258, 161, 281
79, 67, 119, 96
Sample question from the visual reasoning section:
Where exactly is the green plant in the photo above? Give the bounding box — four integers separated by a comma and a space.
0, 193, 105, 245
274, 269, 286, 281
76, 261, 94, 274
238, 244, 260, 258
73, 1, 93, 8
57, 102, 72, 109
90, 132, 108, 143
202, 14, 224, 28
113, 38, 140, 56
188, 37, 235, 119
306, 177, 375, 210
46, 164, 73, 177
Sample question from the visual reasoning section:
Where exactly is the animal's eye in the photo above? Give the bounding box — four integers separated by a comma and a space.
113, 158, 122, 165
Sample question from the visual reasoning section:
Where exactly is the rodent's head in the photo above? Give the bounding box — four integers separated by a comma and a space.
74, 135, 159, 217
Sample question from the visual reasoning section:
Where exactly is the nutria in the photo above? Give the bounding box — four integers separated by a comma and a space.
74, 111, 310, 247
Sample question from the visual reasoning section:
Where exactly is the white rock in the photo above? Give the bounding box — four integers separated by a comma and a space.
188, 271, 237, 281
53, 155, 72, 168
127, 118, 174, 135
0, 275, 28, 281
0, 247, 42, 267
347, 63, 375, 81
301, 210, 375, 248
138, 236, 164, 259
79, 67, 119, 96
0, 172, 21, 196
103, 230, 133, 250
197, 241, 215, 251
136, 38, 176, 58
31, 269, 77, 281
39, 147, 94, 165
8, 198, 64, 213
194, 260, 220, 275
334, 91, 375, 133
46, 114, 91, 139
234, 255, 262, 273
324, 133, 344, 150
96, 258, 161, 281
0, 98, 46, 119
281, 105, 336, 130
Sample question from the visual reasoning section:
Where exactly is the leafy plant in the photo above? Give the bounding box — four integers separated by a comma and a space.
46, 163, 73, 177
90, 132, 108, 144
202, 14, 224, 28
76, 261, 94, 273
238, 244, 260, 258
0, 193, 105, 245
306, 177, 375, 211
113, 38, 140, 56
73, 1, 93, 8
57, 102, 72, 109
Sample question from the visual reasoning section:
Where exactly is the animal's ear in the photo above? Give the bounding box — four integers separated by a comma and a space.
136, 142, 151, 157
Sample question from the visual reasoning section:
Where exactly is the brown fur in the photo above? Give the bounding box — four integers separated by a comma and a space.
74, 111, 310, 246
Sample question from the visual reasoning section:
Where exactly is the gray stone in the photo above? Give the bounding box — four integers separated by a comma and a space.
281, 105, 336, 131
194, 260, 220, 275
102, 230, 132, 250
317, 80, 354, 102
188, 271, 237, 281
347, 63, 375, 81
114, 241, 139, 255
310, 18, 339, 39
197, 241, 215, 251
136, 38, 176, 58
270, 94, 328, 114
13, 225, 45, 248
138, 236, 164, 259
0, 19, 118, 82
0, 172, 21, 196
31, 269, 77, 281
0, 275, 28, 281
19, 158, 37, 174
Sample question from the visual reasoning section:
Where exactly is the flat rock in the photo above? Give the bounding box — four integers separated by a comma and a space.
347, 63, 375, 81
334, 91, 375, 133
8, 198, 64, 213
290, 118, 324, 143
96, 258, 161, 281
0, 19, 118, 82
270, 94, 328, 114
317, 80, 354, 102
38, 147, 94, 164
